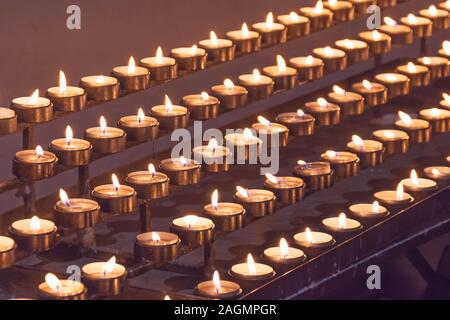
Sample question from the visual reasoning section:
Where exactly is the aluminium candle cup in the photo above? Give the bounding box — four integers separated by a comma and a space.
379, 23, 413, 46
13, 149, 58, 180
275, 112, 315, 136
84, 127, 127, 154
303, 100, 340, 126
396, 64, 431, 87
79, 76, 120, 102
125, 171, 169, 200
349, 203, 389, 219
198, 38, 235, 63
159, 158, 201, 186
49, 138, 92, 167
140, 57, 178, 82
9, 218, 57, 252
324, 1, 355, 22
251, 22, 287, 46
182, 94, 220, 120
195, 279, 242, 299
224, 133, 262, 162
170, 47, 207, 72
233, 189, 276, 217
134, 231, 180, 262
263, 245, 306, 265
91, 184, 137, 215
0, 236, 16, 269
54, 199, 101, 229
229, 261, 275, 281
400, 16, 432, 38
372, 129, 409, 155
377, 0, 397, 9
419, 7, 450, 30
374, 73, 410, 98
419, 108, 450, 133
263, 176, 305, 204
327, 90, 365, 117
293, 230, 335, 249
351, 81, 387, 107
358, 31, 392, 55
417, 57, 450, 80
202, 203, 245, 232
346, 139, 384, 168
401, 177, 438, 193
111, 65, 150, 92
262, 65, 298, 91
46, 86, 87, 112
81, 262, 127, 296
395, 119, 431, 143
169, 216, 215, 247
312, 47, 347, 73
10, 96, 53, 123
117, 115, 159, 142
238, 73, 274, 100
322, 216, 362, 233
0, 108, 17, 134
225, 29, 261, 54
149, 105, 189, 131
349, 0, 376, 14
374, 189, 413, 206
251, 122, 289, 148
276, 14, 311, 38
334, 39, 369, 64
289, 56, 324, 82
210, 85, 248, 110
423, 166, 450, 181
192, 145, 231, 173
321, 151, 360, 180
299, 7, 333, 31
38, 280, 87, 300
293, 162, 333, 192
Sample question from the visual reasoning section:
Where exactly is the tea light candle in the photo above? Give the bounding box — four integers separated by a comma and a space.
13, 145, 58, 180
182, 92, 220, 120
419, 5, 449, 30
38, 273, 86, 300
233, 186, 276, 217
321, 150, 360, 179
334, 38, 369, 64
82, 256, 127, 296
312, 46, 347, 73
327, 85, 365, 116
0, 236, 16, 269
252, 12, 287, 46
358, 30, 392, 55
9, 216, 57, 252
238, 69, 274, 100
118, 108, 159, 142
374, 182, 413, 205
439, 0, 450, 11
170, 45, 207, 72
170, 215, 214, 247
0, 108, 17, 134
400, 14, 432, 38
349, 201, 389, 219
324, 0, 355, 22
396, 62, 430, 87
348, 0, 376, 14
293, 227, 335, 248
134, 231, 180, 262
150, 95, 189, 131
202, 189, 245, 231
401, 169, 437, 193
224, 128, 262, 162
277, 12, 310, 38
192, 138, 231, 172
346, 134, 384, 168
379, 17, 413, 45
395, 111, 431, 143
417, 56, 449, 80
251, 116, 289, 147
374, 73, 410, 98
199, 31, 235, 63
263, 173, 305, 204
112, 56, 150, 91
46, 71, 86, 112
262, 55, 298, 91
226, 23, 261, 54
230, 253, 275, 281
210, 79, 248, 110
79, 75, 120, 102
351, 80, 387, 107
322, 213, 362, 233
304, 98, 340, 126
289, 55, 324, 82
263, 238, 306, 264
50, 125, 92, 166
91, 174, 137, 214
126, 163, 169, 200
11, 89, 53, 123
299, 1, 333, 31
140, 47, 178, 82
54, 189, 100, 229
293, 160, 333, 192
377, 0, 397, 9
372, 129, 409, 155
196, 271, 242, 299
275, 109, 315, 136
423, 166, 450, 181
419, 108, 450, 133
159, 156, 201, 185
85, 116, 127, 154
441, 93, 450, 110
438, 40, 450, 58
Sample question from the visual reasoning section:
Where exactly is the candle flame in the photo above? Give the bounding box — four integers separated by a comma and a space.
190, 45, 198, 55
430, 108, 441, 118
338, 213, 347, 229
407, 14, 418, 24
428, 5, 438, 16
398, 111, 412, 126
151, 232, 161, 242
343, 39, 355, 49
266, 12, 274, 29
212, 271, 221, 292
410, 169, 419, 187
315, 0, 324, 14
210, 31, 218, 46
252, 69, 262, 82
324, 46, 334, 57
95, 75, 105, 84
165, 94, 173, 113
431, 168, 440, 176
208, 137, 218, 152
30, 216, 41, 231
443, 41, 450, 55
241, 22, 250, 38
164, 295, 171, 300
276, 55, 287, 73
179, 156, 188, 166
329, 0, 338, 7
265, 173, 279, 184
372, 30, 381, 41
112, 174, 120, 191
407, 62, 417, 73
422, 57, 432, 65
137, 108, 145, 123
289, 11, 300, 22
59, 70, 67, 94
29, 89, 39, 104
297, 109, 305, 117
247, 253, 257, 275
45, 273, 62, 293
317, 97, 328, 107
101, 256, 116, 276
333, 85, 346, 96
100, 115, 107, 135
305, 227, 314, 243
443, 93, 450, 104
65, 125, 73, 145
396, 182, 404, 200
279, 238, 289, 257
128, 56, 136, 74
258, 115, 271, 127
156, 46, 163, 64
326, 150, 337, 158
224, 78, 234, 90
236, 186, 250, 197
148, 163, 156, 176
59, 188, 71, 207
362, 80, 373, 90
384, 130, 395, 139
35, 145, 44, 157
243, 128, 254, 142
352, 134, 365, 149
305, 55, 314, 66
201, 91, 209, 101
211, 189, 219, 209
372, 201, 380, 213
384, 17, 397, 26
297, 160, 306, 165
184, 215, 198, 228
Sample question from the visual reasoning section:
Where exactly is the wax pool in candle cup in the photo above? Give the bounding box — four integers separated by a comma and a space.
251, 116, 290, 148
170, 215, 214, 247
346, 134, 384, 168
395, 111, 431, 143
293, 227, 335, 248
252, 12, 287, 46
277, 12, 310, 38
85, 116, 127, 154
349, 201, 389, 219
358, 30, 392, 55
91, 174, 137, 214
134, 231, 180, 262
202, 189, 245, 231
54, 189, 100, 229
321, 150, 360, 179
182, 92, 220, 120
192, 138, 231, 172
46, 71, 86, 112
224, 128, 262, 162
299, 1, 333, 31
372, 129, 409, 155
334, 38, 369, 64
417, 56, 450, 80
289, 55, 324, 82
226, 23, 261, 54
379, 17, 413, 45
262, 55, 298, 91
400, 14, 432, 38
126, 164, 169, 200
80, 75, 120, 102
198, 31, 235, 63
196, 271, 242, 299
159, 156, 201, 186
0, 236, 16, 269
303, 98, 340, 126
423, 166, 450, 181
118, 108, 159, 142
263, 238, 306, 264
11, 89, 53, 123
419, 108, 450, 133
374, 182, 413, 206
263, 173, 305, 204
322, 213, 362, 233
150, 95, 189, 131
140, 47, 178, 82
419, 5, 449, 30
351, 80, 387, 107
324, 0, 355, 22
293, 160, 333, 192
238, 69, 274, 100
0, 107, 17, 134
327, 85, 365, 116
82, 256, 127, 296
9, 216, 57, 252
396, 62, 430, 87
210, 79, 248, 110
170, 45, 207, 72
276, 109, 315, 136
38, 273, 86, 300
233, 186, 276, 217
230, 253, 275, 281
13, 145, 58, 180
312, 46, 347, 73
50, 125, 92, 166
112, 56, 150, 91
401, 169, 437, 193
374, 73, 410, 98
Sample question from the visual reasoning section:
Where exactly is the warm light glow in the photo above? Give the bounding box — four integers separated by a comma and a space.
165, 94, 173, 113
443, 41, 450, 55
372, 201, 380, 213
112, 174, 120, 191
305, 227, 314, 243
338, 213, 347, 229
190, 45, 198, 55
148, 163, 156, 176
329, 0, 338, 7
384, 17, 397, 26
164, 295, 171, 300
407, 62, 417, 73
45, 273, 62, 293
156, 46, 163, 64
59, 189, 71, 207
431, 168, 441, 176
59, 70, 67, 94
236, 186, 250, 197
210, 31, 218, 46
315, 0, 324, 14
396, 182, 404, 200
247, 253, 257, 275
317, 97, 328, 107
384, 130, 395, 139
407, 14, 418, 24
258, 115, 272, 127
343, 39, 355, 49
95, 75, 105, 84
252, 69, 262, 82
410, 169, 420, 187
137, 108, 145, 123
443, 93, 450, 104
398, 111, 413, 126
297, 160, 306, 165
201, 91, 209, 101
243, 128, 254, 142
428, 5, 438, 16
362, 80, 373, 90
151, 232, 160, 242
241, 22, 250, 38
422, 57, 432, 65
352, 134, 365, 149
289, 11, 300, 22
430, 108, 441, 118
326, 150, 337, 158
333, 85, 346, 95
224, 78, 235, 90
266, 12, 274, 29
35, 145, 44, 157
211, 189, 219, 209
127, 56, 136, 74
29, 89, 39, 105
276, 55, 287, 73
372, 30, 381, 41
212, 271, 221, 292
101, 256, 116, 276
297, 109, 305, 117
265, 173, 279, 184
184, 215, 198, 228
386, 74, 398, 82
30, 216, 41, 231
305, 55, 314, 66
179, 156, 188, 166
208, 137, 218, 153
324, 46, 334, 57
100, 115, 107, 135
279, 238, 289, 258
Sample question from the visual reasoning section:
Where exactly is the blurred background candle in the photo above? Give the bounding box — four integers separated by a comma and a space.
300, 1, 333, 31
352, 80, 387, 107
192, 138, 231, 172
304, 97, 340, 126
419, 5, 449, 30
112, 56, 150, 91
334, 38, 369, 64
423, 166, 450, 181
262, 55, 298, 91
11, 89, 53, 123
395, 111, 431, 143
196, 271, 241, 299
396, 62, 430, 87
0, 236, 16, 269
276, 109, 315, 136
348, 0, 376, 14
198, 31, 235, 63
252, 12, 287, 46
140, 47, 177, 82
82, 256, 127, 296
0, 107, 17, 134
400, 14, 432, 38
439, 40, 450, 58
134, 231, 180, 263
401, 169, 437, 192
441, 93, 450, 110
439, 0, 450, 11
327, 85, 365, 116
349, 201, 389, 219
91, 174, 137, 214
263, 238, 306, 264
13, 145, 58, 180
226, 23, 261, 53
85, 116, 127, 154
294, 227, 335, 248
289, 55, 324, 82
46, 71, 86, 112
170, 45, 207, 72
211, 79, 248, 110
324, 0, 355, 22
38, 273, 86, 300
170, 215, 214, 247
374, 182, 413, 205
312, 46, 347, 72
238, 69, 274, 100
379, 17, 413, 45
263, 173, 305, 204
182, 91, 220, 120
126, 163, 169, 200
233, 186, 275, 217
202, 189, 245, 231
230, 253, 274, 281
80, 75, 119, 102
252, 115, 289, 147
377, 0, 397, 9
346, 134, 384, 168
374, 73, 410, 98
118, 108, 159, 142
54, 189, 100, 229
50, 125, 92, 166
321, 150, 360, 179
159, 156, 201, 185
419, 108, 450, 133
293, 160, 333, 192
417, 56, 449, 80
225, 128, 261, 162
150, 95, 189, 131
372, 129, 409, 155
277, 12, 310, 38
358, 30, 391, 55
9, 216, 57, 252
322, 213, 361, 232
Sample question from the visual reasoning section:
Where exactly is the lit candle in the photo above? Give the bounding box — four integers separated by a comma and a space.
198, 31, 235, 63
85, 116, 127, 154
293, 227, 335, 248
79, 75, 120, 102
226, 23, 261, 53
374, 182, 413, 205
438, 40, 450, 58
303, 97, 341, 126
379, 17, 413, 45
312, 46, 347, 72
441, 93, 450, 110
322, 212, 362, 232
275, 109, 316, 136
423, 166, 450, 181
202, 189, 245, 231
126, 163, 169, 200
327, 85, 365, 116
251, 115, 290, 147
263, 238, 306, 264
262, 55, 298, 91
289, 55, 324, 82
50, 125, 92, 166
134, 231, 180, 263
419, 107, 450, 133
238, 69, 274, 100
323, 0, 355, 22
439, 0, 450, 11
82, 256, 127, 296
193, 138, 231, 172
252, 12, 287, 46
377, 0, 397, 9
299, 1, 333, 31
358, 30, 392, 55
321, 150, 360, 179
11, 89, 53, 123
150, 95, 189, 131
118, 108, 159, 142
334, 38, 369, 63
91, 174, 137, 214
276, 12, 311, 38
263, 173, 305, 204
374, 72, 410, 98
140, 47, 178, 82
170, 215, 215, 247
224, 128, 262, 162
195, 270, 242, 299
418, 5, 449, 30
346, 134, 384, 168
170, 45, 207, 72
293, 160, 333, 192
0, 236, 16, 269
9, 216, 57, 252
230, 253, 275, 281
13, 145, 58, 180
349, 200, 389, 218
401, 169, 437, 192
400, 13, 432, 38
233, 186, 276, 217
348, 0, 376, 14
0, 107, 17, 134
396, 62, 430, 87
395, 111, 431, 143
351, 80, 387, 107
54, 188, 100, 229
210, 79, 248, 110
417, 56, 449, 80
372, 129, 409, 155
159, 156, 201, 185
182, 91, 220, 120
38, 273, 86, 300
46, 70, 86, 112
112, 56, 150, 91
